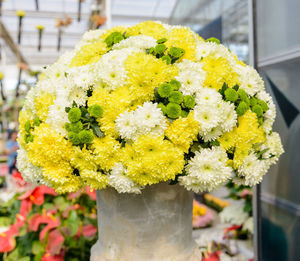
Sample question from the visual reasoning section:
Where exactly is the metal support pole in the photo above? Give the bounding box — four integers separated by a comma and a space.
248, 0, 261, 260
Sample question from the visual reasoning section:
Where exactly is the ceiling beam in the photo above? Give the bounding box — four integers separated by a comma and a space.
0, 21, 28, 65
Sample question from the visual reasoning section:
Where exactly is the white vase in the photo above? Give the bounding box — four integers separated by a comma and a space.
90, 182, 201, 261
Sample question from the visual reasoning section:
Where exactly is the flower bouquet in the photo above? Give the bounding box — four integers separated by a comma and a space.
17, 21, 283, 260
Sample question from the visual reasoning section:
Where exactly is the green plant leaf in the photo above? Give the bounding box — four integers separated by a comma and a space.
68, 210, 80, 237
32, 240, 44, 255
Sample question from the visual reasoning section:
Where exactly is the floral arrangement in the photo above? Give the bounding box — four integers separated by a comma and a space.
193, 200, 214, 229
0, 174, 97, 261
17, 21, 284, 194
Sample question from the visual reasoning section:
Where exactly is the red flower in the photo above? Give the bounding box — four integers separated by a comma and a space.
18, 185, 56, 206
202, 251, 221, 261
29, 212, 60, 241
42, 249, 65, 261
46, 229, 64, 255
82, 224, 97, 238
0, 231, 16, 253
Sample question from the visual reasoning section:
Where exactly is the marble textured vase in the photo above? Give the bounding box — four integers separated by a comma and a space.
90, 182, 201, 261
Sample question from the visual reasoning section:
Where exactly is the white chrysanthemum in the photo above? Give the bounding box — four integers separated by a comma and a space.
116, 102, 167, 141
79, 29, 106, 45
46, 96, 70, 136
179, 147, 232, 192
243, 217, 254, 234
175, 60, 206, 95
256, 91, 276, 133
196, 41, 234, 63
16, 147, 44, 185
96, 49, 139, 90
115, 110, 137, 140
68, 85, 88, 106
113, 35, 156, 50
235, 64, 265, 96
201, 126, 223, 142
238, 152, 269, 186
108, 163, 142, 194
263, 132, 284, 164
195, 87, 223, 105
23, 88, 36, 114
220, 202, 249, 225
219, 101, 237, 132
66, 65, 98, 91
194, 104, 223, 135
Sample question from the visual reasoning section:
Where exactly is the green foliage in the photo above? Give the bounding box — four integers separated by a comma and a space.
257, 100, 268, 112
205, 37, 220, 44
237, 89, 248, 102
183, 95, 195, 109
24, 121, 31, 133
252, 104, 263, 117
224, 88, 238, 103
67, 210, 80, 236
157, 83, 172, 98
88, 104, 103, 118
154, 44, 167, 55
157, 103, 166, 114
78, 130, 94, 145
166, 103, 181, 119
70, 121, 83, 133
156, 38, 167, 44
68, 108, 82, 123
168, 91, 183, 104
181, 110, 189, 118
236, 101, 249, 116
68, 132, 81, 145
168, 47, 185, 59
170, 79, 181, 91
161, 55, 171, 64
33, 118, 41, 127
105, 32, 125, 47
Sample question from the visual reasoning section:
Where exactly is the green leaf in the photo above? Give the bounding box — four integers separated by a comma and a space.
91, 124, 104, 138
205, 37, 220, 44
65, 107, 71, 113
54, 196, 69, 212
0, 217, 11, 227
32, 241, 44, 255
43, 203, 55, 210
68, 210, 80, 237
156, 38, 167, 44
19, 257, 30, 261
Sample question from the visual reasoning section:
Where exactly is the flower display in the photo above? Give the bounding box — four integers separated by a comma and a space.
17, 21, 284, 194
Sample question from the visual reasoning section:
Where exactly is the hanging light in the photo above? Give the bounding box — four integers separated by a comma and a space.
36, 24, 45, 51
55, 16, 72, 52
78, 0, 85, 22
35, 0, 39, 11
0, 72, 6, 101
16, 10, 26, 44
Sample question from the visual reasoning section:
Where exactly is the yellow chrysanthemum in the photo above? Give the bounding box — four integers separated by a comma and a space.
71, 147, 108, 190
233, 110, 266, 167
125, 52, 178, 102
126, 21, 167, 39
27, 123, 81, 190
202, 56, 239, 90
218, 129, 237, 151
34, 92, 54, 121
92, 135, 121, 171
166, 27, 197, 61
123, 135, 184, 186
70, 40, 108, 67
165, 112, 200, 153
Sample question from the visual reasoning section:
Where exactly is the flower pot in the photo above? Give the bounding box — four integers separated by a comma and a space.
91, 182, 201, 261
